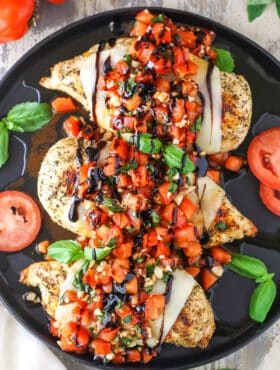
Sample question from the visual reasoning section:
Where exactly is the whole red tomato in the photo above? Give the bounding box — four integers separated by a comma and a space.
0, 0, 35, 43
48, 0, 66, 3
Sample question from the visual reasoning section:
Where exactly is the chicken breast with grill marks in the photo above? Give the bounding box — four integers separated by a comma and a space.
40, 37, 252, 153
20, 261, 215, 349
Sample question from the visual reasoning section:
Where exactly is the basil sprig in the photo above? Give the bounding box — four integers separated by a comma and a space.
247, 0, 274, 22
129, 133, 163, 154
211, 47, 235, 73
227, 253, 277, 323
0, 102, 53, 168
47, 238, 117, 263
163, 145, 195, 174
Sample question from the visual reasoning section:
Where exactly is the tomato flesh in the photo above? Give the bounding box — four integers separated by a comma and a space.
248, 128, 280, 189
0, 191, 41, 252
259, 182, 280, 216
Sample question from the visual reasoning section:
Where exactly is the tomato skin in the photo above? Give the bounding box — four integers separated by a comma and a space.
247, 128, 280, 189
260, 182, 280, 216
0, 0, 34, 43
0, 191, 41, 252
48, 0, 66, 3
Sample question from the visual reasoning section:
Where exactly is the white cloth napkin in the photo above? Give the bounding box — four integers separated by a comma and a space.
0, 304, 66, 370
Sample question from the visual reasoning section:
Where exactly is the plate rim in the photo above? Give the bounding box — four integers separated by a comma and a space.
0, 6, 279, 370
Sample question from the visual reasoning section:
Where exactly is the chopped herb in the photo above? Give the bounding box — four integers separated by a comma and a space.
119, 160, 138, 174
215, 221, 227, 231
152, 13, 165, 23
163, 145, 195, 174
147, 163, 156, 174
146, 263, 155, 277
127, 227, 138, 234
155, 257, 160, 266
136, 257, 145, 263
123, 314, 132, 324
168, 182, 178, 194
117, 81, 125, 93
167, 167, 179, 181
107, 176, 116, 184
190, 115, 202, 133
161, 111, 169, 122
144, 285, 153, 293
102, 195, 123, 213
151, 209, 160, 226
162, 272, 170, 283
124, 77, 137, 96
107, 237, 117, 249
116, 130, 121, 138
173, 33, 180, 43
123, 54, 132, 64
59, 294, 65, 305
72, 261, 91, 292
128, 132, 163, 154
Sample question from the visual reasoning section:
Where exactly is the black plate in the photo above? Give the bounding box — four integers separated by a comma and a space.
0, 7, 280, 370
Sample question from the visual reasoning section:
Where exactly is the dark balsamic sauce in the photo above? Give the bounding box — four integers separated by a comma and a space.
206, 62, 214, 140
103, 56, 112, 75
68, 196, 80, 222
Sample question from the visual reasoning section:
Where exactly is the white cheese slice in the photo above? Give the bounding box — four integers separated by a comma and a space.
197, 176, 225, 229
190, 54, 222, 154
80, 44, 130, 130
59, 259, 85, 298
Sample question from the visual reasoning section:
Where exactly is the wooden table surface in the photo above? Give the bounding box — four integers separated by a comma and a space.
0, 1, 279, 370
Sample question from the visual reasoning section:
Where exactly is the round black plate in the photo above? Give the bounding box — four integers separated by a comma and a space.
0, 7, 280, 370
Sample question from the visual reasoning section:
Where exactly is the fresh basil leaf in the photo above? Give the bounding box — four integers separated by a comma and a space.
72, 261, 91, 292
6, 102, 53, 132
0, 123, 9, 168
151, 210, 160, 226
130, 133, 163, 154
84, 246, 95, 261
146, 263, 155, 277
102, 195, 123, 213
255, 272, 275, 284
95, 246, 115, 261
227, 253, 268, 280
249, 278, 276, 323
189, 115, 202, 133
163, 145, 195, 174
247, 1, 272, 21
123, 314, 132, 324
47, 240, 83, 263
212, 47, 235, 73
2, 118, 24, 132
107, 237, 117, 248
119, 160, 138, 174
215, 221, 227, 231
276, 0, 280, 16
168, 182, 178, 194
123, 54, 132, 64
152, 13, 165, 23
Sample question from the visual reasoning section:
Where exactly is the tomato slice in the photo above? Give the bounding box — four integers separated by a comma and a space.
259, 182, 280, 216
247, 128, 280, 189
0, 191, 41, 252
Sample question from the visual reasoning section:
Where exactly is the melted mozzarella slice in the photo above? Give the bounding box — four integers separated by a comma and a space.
190, 54, 222, 154
197, 176, 225, 229
80, 44, 130, 130
149, 270, 196, 346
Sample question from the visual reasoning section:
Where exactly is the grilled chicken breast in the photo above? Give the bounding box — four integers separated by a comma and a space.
40, 37, 252, 152
20, 261, 215, 349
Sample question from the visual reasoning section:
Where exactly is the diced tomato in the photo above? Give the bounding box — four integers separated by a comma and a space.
111, 261, 126, 283
79, 162, 94, 183
174, 224, 196, 245
131, 20, 148, 37
126, 276, 138, 294
173, 61, 198, 78
99, 327, 120, 342
123, 93, 142, 111
208, 152, 229, 166
142, 349, 154, 363
101, 156, 119, 177
113, 241, 133, 259
155, 77, 170, 93
158, 182, 175, 205
51, 97, 76, 113
117, 174, 131, 189
49, 319, 59, 337
131, 40, 156, 64
112, 354, 125, 364
135, 9, 155, 25
128, 210, 142, 229
115, 304, 132, 319
60, 322, 90, 352
186, 266, 200, 277
92, 339, 111, 357
115, 60, 129, 75
145, 294, 165, 321
130, 166, 148, 187
143, 230, 158, 248
174, 30, 197, 48
201, 268, 218, 290
154, 240, 170, 257
155, 226, 173, 242
124, 192, 148, 212
110, 137, 130, 161
172, 98, 186, 122
127, 349, 141, 362
224, 155, 245, 172
179, 196, 198, 220
112, 213, 130, 229
151, 54, 172, 74
182, 241, 202, 257
135, 71, 154, 84
260, 182, 280, 216
168, 124, 187, 142
185, 100, 202, 124
210, 246, 232, 264
151, 22, 171, 44
130, 147, 149, 165
63, 115, 81, 137
154, 105, 169, 124
206, 169, 220, 183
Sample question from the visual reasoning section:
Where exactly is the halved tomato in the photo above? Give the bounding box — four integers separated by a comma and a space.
247, 128, 280, 189
0, 191, 41, 252
259, 182, 280, 216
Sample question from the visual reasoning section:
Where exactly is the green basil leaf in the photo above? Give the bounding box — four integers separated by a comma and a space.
151, 210, 160, 226
102, 195, 123, 213
152, 13, 165, 23
84, 246, 95, 261
212, 47, 235, 73
7, 102, 53, 132
168, 183, 178, 194
255, 272, 275, 284
119, 160, 138, 174
276, 0, 280, 17
247, 1, 272, 22
0, 123, 9, 168
227, 253, 268, 280
130, 133, 163, 154
189, 115, 202, 133
163, 145, 195, 174
146, 263, 155, 277
47, 240, 83, 263
2, 118, 24, 132
95, 246, 115, 261
249, 278, 276, 323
